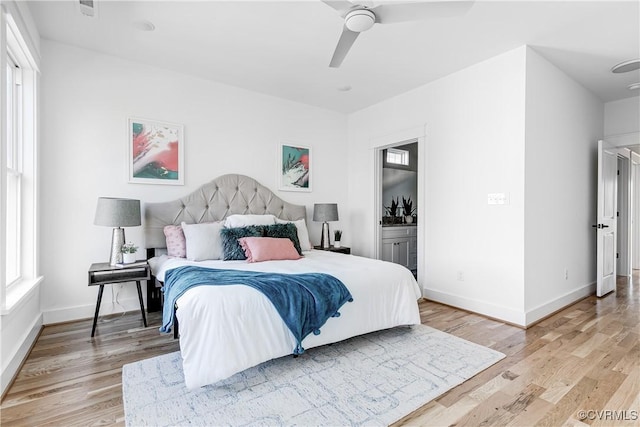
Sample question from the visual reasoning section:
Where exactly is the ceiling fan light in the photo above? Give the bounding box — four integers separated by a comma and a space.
611, 59, 640, 73
345, 9, 375, 33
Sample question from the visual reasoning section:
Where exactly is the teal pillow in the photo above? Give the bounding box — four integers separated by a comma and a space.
220, 226, 263, 260
263, 223, 303, 256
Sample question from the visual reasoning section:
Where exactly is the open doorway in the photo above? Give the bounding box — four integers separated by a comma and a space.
371, 126, 426, 293
597, 140, 639, 296
377, 140, 418, 278
617, 153, 631, 276
616, 147, 639, 278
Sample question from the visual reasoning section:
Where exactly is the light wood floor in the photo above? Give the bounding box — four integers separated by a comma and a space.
1, 272, 638, 426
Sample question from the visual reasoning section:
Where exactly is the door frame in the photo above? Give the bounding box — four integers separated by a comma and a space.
616, 149, 632, 277
603, 133, 640, 274
632, 150, 640, 270
371, 126, 426, 291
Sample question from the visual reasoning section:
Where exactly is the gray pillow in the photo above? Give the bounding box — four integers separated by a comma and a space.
181, 221, 224, 261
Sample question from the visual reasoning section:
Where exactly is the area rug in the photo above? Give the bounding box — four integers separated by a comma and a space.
122, 325, 505, 426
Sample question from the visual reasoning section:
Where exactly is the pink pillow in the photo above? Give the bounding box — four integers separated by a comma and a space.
164, 225, 186, 258
238, 237, 302, 263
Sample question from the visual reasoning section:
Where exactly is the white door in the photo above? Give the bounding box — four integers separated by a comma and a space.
595, 140, 618, 297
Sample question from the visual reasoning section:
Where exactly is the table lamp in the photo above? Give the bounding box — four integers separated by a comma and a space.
94, 197, 141, 265
313, 203, 339, 249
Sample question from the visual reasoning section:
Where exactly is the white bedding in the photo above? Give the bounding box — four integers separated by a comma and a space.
151, 250, 422, 389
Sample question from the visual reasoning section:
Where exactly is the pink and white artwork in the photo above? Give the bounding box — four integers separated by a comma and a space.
128, 118, 184, 185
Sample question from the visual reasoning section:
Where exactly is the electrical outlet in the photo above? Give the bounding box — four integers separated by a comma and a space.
564, 268, 569, 280
457, 271, 464, 281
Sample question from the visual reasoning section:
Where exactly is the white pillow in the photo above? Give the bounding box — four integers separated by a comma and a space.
276, 218, 312, 251
181, 221, 224, 261
224, 214, 276, 228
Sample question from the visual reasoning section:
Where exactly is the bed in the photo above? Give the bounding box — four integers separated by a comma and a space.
145, 174, 421, 389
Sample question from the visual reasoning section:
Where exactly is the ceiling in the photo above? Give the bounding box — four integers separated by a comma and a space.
27, 0, 640, 114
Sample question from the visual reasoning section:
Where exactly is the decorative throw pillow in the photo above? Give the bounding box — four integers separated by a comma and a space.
238, 237, 302, 263
220, 225, 263, 260
181, 221, 225, 261
275, 218, 312, 251
224, 214, 277, 228
263, 223, 303, 255
163, 225, 186, 258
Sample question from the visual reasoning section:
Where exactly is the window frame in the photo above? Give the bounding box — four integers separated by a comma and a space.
1, 5, 41, 313
386, 148, 410, 166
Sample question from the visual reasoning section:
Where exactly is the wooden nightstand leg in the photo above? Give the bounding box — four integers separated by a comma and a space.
136, 281, 148, 327
91, 285, 105, 337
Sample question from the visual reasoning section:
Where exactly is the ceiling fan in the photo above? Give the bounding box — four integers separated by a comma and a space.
322, 0, 474, 68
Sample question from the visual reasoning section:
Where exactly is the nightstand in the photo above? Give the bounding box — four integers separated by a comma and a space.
313, 245, 351, 255
88, 261, 150, 337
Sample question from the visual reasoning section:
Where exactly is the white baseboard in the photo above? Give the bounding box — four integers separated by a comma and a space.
525, 281, 596, 326
424, 282, 596, 328
1, 313, 43, 396
422, 288, 527, 326
42, 296, 144, 325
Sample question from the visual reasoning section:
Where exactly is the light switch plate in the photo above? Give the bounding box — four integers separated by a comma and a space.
488, 193, 509, 205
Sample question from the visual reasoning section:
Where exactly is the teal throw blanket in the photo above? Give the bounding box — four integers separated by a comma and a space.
160, 266, 353, 354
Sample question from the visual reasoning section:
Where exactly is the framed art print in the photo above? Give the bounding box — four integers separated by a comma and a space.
280, 143, 311, 192
128, 118, 184, 185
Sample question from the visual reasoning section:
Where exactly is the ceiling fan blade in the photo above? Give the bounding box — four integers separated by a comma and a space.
329, 26, 360, 68
358, 0, 375, 7
373, 1, 474, 24
321, 0, 355, 14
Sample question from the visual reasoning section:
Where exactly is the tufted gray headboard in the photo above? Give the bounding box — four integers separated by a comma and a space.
144, 174, 307, 249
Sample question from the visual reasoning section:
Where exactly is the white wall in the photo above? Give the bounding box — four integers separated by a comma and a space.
39, 40, 348, 323
348, 47, 528, 324
1, 291, 42, 394
347, 45, 608, 326
604, 97, 640, 137
523, 48, 603, 322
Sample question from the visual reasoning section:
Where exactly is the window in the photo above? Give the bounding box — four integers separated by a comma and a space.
5, 54, 22, 286
386, 148, 409, 166
1, 7, 40, 310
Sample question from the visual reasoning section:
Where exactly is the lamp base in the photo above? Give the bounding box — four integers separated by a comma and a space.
320, 222, 330, 249
109, 227, 125, 265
